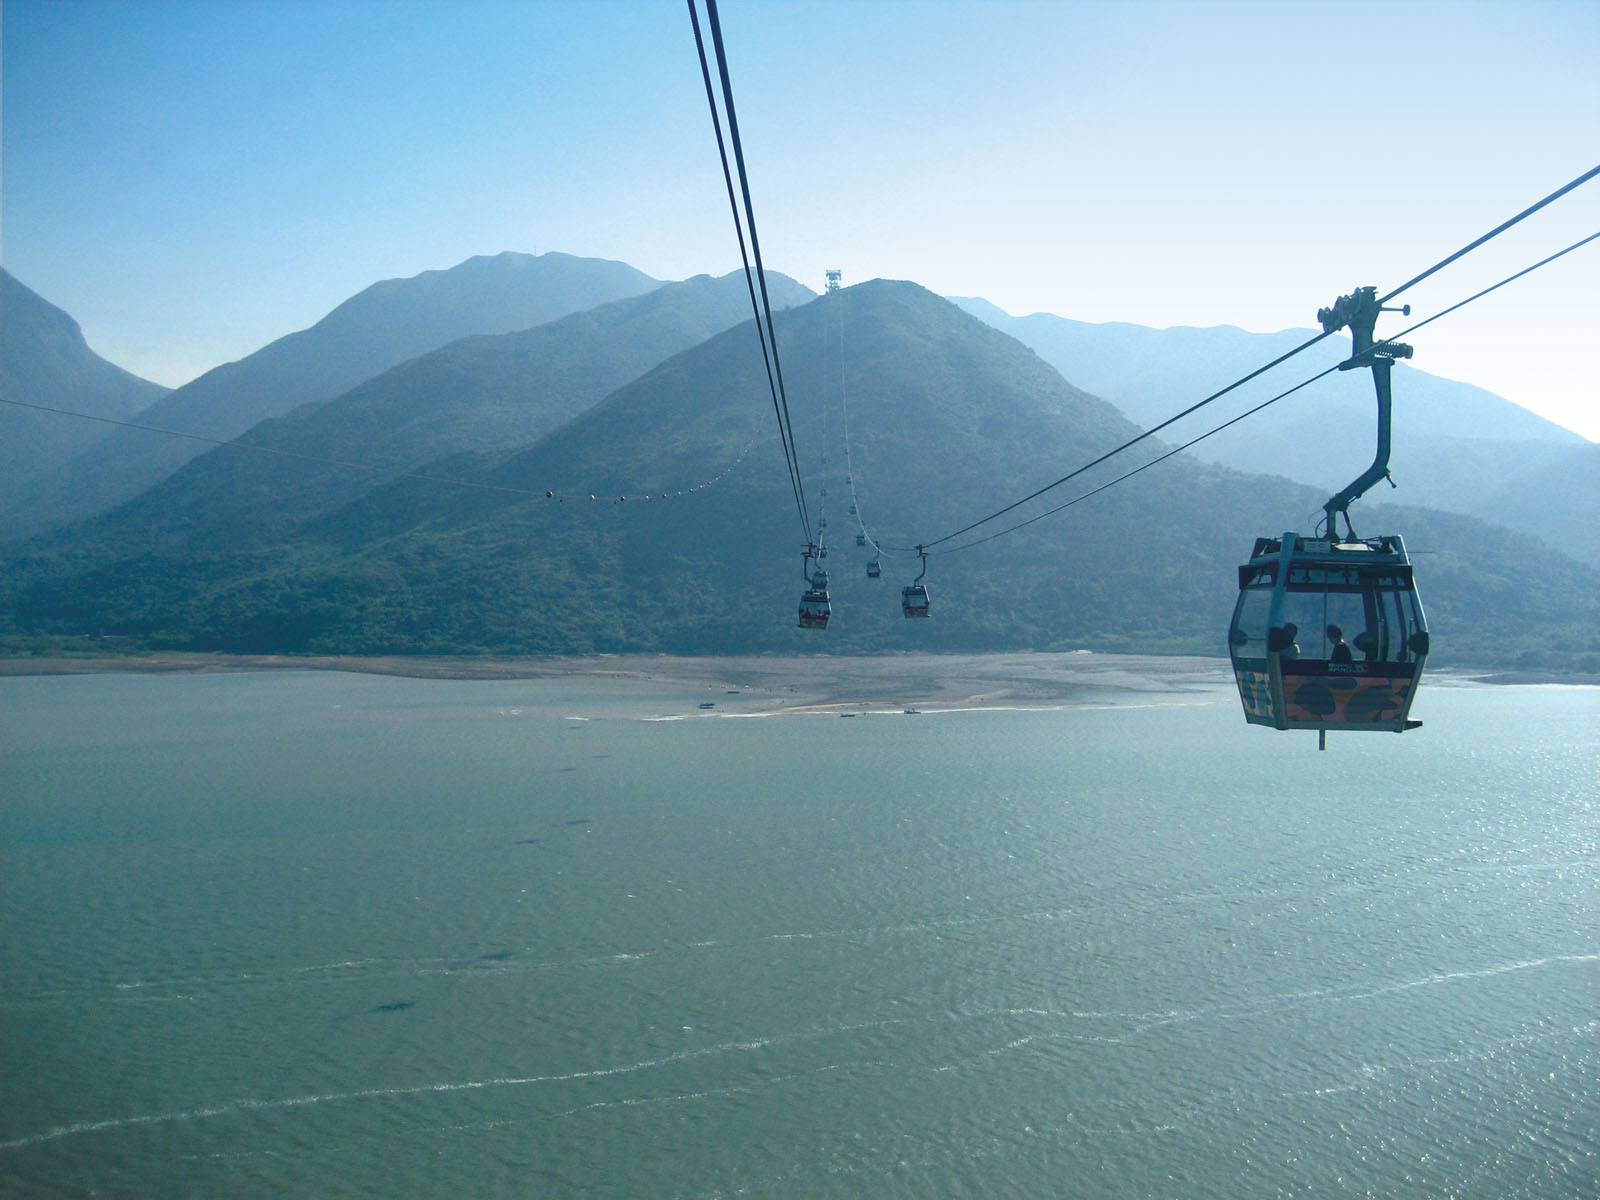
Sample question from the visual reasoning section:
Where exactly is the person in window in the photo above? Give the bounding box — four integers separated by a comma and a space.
1280, 623, 1301, 660
1327, 624, 1353, 663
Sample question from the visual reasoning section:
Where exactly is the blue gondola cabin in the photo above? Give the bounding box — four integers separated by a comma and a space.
1229, 533, 1428, 733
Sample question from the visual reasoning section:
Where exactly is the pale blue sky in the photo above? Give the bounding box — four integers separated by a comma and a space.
4, 0, 1596, 437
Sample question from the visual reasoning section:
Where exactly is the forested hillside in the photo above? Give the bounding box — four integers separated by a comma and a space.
12, 270, 812, 570
8, 281, 1594, 671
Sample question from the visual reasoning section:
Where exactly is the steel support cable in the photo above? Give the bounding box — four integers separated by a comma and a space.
817, 291, 829, 539
931, 227, 1600, 557
832, 290, 883, 557
935, 368, 1341, 556
700, 0, 813, 547
687, 0, 811, 545
687, 2, 788, 479
1383, 227, 1599, 343
912, 168, 1600, 554
1378, 163, 1600, 306
890, 325, 1339, 553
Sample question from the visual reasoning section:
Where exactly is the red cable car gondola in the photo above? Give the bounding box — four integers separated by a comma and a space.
797, 546, 830, 630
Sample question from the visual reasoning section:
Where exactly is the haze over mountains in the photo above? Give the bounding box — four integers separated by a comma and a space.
4, 252, 662, 538
17, 269, 814, 569
950, 298, 1598, 566
2, 254, 1594, 670
0, 271, 170, 523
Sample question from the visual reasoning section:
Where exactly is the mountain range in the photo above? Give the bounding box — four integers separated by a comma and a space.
2, 255, 1594, 671
950, 298, 1598, 567
3, 251, 662, 538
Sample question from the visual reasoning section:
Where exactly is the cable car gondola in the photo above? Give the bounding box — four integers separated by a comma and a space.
798, 546, 830, 630
866, 557, 881, 579
1231, 532, 1428, 733
901, 547, 930, 618
1229, 287, 1429, 743
856, 533, 866, 547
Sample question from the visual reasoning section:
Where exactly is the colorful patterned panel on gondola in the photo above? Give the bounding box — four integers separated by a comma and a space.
1234, 667, 1274, 721
1280, 666, 1413, 727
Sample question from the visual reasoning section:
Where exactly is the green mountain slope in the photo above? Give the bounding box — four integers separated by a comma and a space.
15, 252, 663, 537
11, 280, 1593, 669
0, 270, 169, 526
1478, 442, 1600, 567
16, 270, 814, 568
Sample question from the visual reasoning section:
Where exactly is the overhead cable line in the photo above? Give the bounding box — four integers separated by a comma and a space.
1378, 163, 1599, 305
1381, 227, 1599, 342
898, 325, 1339, 552
935, 369, 1342, 556
909, 167, 1600, 554
686, 0, 802, 537
832, 283, 881, 557
687, 0, 813, 547
932, 226, 1600, 557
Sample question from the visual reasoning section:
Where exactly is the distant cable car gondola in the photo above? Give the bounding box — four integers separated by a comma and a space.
856, 533, 866, 547
1229, 287, 1429, 746
866, 557, 881, 579
901, 547, 930, 618
798, 546, 830, 630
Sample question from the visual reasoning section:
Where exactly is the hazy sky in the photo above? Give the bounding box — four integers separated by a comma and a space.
4, 0, 1597, 438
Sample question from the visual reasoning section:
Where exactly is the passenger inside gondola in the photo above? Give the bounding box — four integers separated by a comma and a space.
1327, 624, 1353, 663
1280, 623, 1300, 659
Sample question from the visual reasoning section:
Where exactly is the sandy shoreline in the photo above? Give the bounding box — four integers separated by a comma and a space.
0, 651, 1576, 716
0, 651, 1242, 715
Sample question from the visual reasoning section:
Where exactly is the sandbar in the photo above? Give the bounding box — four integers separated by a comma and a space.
0, 650, 1242, 715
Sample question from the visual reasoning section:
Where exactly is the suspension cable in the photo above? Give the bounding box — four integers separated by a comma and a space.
831, 283, 884, 559
910, 168, 1600, 553
1379, 163, 1599, 305
901, 326, 1336, 552
687, 0, 812, 547
931, 227, 1600, 557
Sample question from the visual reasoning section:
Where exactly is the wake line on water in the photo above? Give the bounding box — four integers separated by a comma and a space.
1, 1002, 1153, 1152
1130, 953, 1600, 1035
0, 1036, 785, 1152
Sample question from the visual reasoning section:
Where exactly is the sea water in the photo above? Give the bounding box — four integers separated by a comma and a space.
1, 669, 1595, 1198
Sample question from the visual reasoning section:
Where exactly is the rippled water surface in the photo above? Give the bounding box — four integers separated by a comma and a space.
2, 671, 1595, 1197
